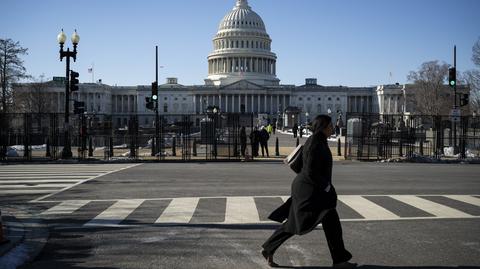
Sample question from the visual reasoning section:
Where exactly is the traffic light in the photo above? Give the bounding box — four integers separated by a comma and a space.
152, 81, 158, 101
70, 70, 80, 92
145, 96, 155, 110
73, 101, 85, 114
460, 94, 469, 107
448, 67, 456, 87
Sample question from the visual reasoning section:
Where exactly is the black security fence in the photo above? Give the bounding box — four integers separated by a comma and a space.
344, 113, 480, 160
0, 112, 254, 161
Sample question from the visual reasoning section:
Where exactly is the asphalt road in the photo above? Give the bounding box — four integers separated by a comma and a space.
1, 162, 479, 268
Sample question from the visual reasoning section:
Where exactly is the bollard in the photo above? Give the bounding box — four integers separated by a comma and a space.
337, 138, 342, 156
0, 209, 10, 245
296, 137, 299, 147
193, 139, 197, 156
420, 140, 424, 156
109, 137, 114, 157
151, 137, 156, 157
88, 137, 93, 157
46, 137, 51, 157
275, 137, 280, 156
172, 136, 176, 156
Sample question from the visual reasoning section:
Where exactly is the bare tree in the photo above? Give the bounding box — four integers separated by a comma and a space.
0, 38, 29, 113
464, 38, 480, 114
14, 75, 54, 113
407, 60, 451, 115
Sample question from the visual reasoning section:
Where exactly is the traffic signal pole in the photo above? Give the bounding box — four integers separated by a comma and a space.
62, 54, 72, 158
453, 45, 457, 154
155, 46, 160, 158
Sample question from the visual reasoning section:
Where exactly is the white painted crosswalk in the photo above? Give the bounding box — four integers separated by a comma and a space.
0, 164, 140, 200
37, 194, 480, 227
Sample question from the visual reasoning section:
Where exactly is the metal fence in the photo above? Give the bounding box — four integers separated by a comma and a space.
344, 113, 480, 160
0, 112, 255, 162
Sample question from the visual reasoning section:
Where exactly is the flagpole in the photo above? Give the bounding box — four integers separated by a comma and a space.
92, 62, 95, 83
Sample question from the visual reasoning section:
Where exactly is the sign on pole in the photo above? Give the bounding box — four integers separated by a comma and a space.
450, 108, 461, 122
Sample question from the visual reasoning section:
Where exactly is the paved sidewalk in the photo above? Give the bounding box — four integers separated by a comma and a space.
0, 207, 49, 269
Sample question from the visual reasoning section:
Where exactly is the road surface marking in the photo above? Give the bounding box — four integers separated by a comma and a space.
41, 200, 91, 215
155, 198, 199, 223
224, 197, 260, 224
85, 199, 145, 226
0, 184, 72, 188
445, 195, 480, 207
390, 195, 472, 218
0, 190, 58, 194
31, 163, 142, 202
339, 195, 400, 220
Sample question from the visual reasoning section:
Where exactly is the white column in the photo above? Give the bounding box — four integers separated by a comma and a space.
270, 95, 273, 114
264, 94, 267, 113
251, 94, 254, 113
245, 93, 248, 112
219, 94, 222, 111
257, 95, 261, 113
238, 95, 241, 112
225, 95, 229, 112
193, 95, 197, 114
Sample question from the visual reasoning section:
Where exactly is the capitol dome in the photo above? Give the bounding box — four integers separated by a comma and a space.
206, 0, 279, 86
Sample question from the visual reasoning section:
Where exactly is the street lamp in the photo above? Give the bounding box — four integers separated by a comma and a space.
57, 29, 80, 159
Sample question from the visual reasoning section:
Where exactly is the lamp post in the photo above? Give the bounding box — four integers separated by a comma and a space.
57, 29, 80, 159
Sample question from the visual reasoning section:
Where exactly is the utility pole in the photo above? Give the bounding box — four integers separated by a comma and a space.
453, 45, 457, 154
155, 46, 160, 158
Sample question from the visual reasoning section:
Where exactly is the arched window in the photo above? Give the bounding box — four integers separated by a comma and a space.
163, 104, 168, 113
241, 41, 244, 48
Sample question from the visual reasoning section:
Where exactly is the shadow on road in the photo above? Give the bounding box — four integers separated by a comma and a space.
276, 265, 480, 269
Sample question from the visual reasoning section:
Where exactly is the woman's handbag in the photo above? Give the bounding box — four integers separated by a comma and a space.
284, 144, 303, 173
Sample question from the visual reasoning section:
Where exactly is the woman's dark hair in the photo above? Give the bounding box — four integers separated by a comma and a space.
310, 115, 332, 133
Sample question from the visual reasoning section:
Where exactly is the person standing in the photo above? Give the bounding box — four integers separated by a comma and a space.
240, 126, 247, 157
266, 123, 273, 135
249, 127, 260, 157
261, 115, 356, 268
299, 124, 304, 138
259, 127, 270, 157
292, 123, 298, 138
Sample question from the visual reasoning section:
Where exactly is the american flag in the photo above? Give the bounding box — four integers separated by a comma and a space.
88, 67, 93, 73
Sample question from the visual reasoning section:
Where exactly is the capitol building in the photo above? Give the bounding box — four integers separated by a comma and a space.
14, 0, 410, 128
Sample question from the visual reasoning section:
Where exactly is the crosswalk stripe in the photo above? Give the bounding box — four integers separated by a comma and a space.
444, 195, 480, 207
338, 195, 400, 220
0, 190, 58, 194
85, 199, 145, 226
0, 184, 72, 188
155, 198, 199, 223
390, 195, 472, 218
0, 179, 82, 184
41, 200, 91, 215
0, 171, 106, 174
280, 196, 289, 202
224, 197, 260, 224
0, 174, 96, 180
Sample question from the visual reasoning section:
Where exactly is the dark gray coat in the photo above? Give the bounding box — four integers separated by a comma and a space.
269, 131, 337, 235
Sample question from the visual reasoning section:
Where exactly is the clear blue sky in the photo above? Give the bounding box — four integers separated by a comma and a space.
1, 0, 479, 87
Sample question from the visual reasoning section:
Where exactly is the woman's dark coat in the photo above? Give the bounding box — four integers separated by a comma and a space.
269, 131, 337, 235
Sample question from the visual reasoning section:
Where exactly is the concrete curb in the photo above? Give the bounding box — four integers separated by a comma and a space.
0, 207, 49, 269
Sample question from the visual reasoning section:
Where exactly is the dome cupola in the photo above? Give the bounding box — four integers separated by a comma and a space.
206, 0, 279, 86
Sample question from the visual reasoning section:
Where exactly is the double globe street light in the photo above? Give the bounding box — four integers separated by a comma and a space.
57, 29, 80, 159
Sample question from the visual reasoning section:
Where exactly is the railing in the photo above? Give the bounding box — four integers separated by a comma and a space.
0, 113, 255, 162
344, 113, 480, 160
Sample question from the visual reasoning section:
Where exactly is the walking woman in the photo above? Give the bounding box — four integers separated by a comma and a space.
261, 115, 356, 268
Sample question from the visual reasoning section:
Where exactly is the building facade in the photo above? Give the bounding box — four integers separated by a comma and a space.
14, 0, 450, 128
